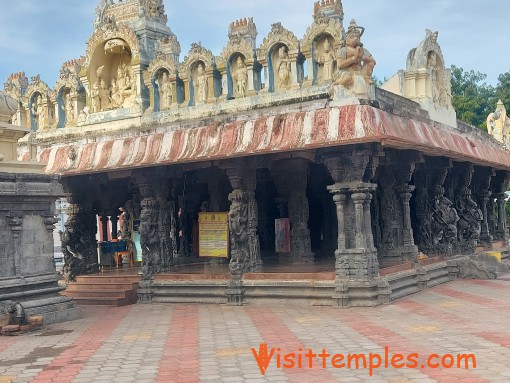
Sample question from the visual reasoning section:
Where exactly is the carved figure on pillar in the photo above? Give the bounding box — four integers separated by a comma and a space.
429, 185, 459, 254
228, 190, 250, 277
139, 197, 160, 280
61, 204, 99, 282
455, 187, 483, 252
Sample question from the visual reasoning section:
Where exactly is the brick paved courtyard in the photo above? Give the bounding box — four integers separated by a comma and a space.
1, 279, 510, 383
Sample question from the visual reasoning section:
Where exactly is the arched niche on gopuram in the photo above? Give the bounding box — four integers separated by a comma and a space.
218, 35, 259, 100
53, 59, 86, 129
179, 43, 221, 107
301, 15, 343, 86
23, 76, 53, 132
81, 19, 142, 114
143, 53, 179, 113
258, 23, 302, 93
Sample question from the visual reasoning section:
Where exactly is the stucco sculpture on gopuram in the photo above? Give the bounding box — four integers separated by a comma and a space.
5, 0, 510, 308
487, 100, 510, 147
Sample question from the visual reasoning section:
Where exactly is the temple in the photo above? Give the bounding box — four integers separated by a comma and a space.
3, 0, 510, 307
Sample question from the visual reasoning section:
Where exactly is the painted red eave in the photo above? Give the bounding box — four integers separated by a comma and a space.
38, 104, 510, 176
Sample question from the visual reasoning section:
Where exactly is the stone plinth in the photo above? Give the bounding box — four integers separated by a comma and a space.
0, 173, 81, 324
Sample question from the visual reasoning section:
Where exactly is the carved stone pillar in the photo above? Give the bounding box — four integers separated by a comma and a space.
323, 145, 389, 308
496, 194, 508, 242
139, 196, 160, 279
332, 193, 347, 251
272, 158, 314, 264
226, 166, 261, 275
352, 192, 367, 249
244, 171, 262, 271
480, 191, 493, 243
62, 201, 99, 282
397, 185, 418, 259
413, 157, 459, 257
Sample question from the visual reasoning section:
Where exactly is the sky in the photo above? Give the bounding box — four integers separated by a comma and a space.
0, 0, 509, 90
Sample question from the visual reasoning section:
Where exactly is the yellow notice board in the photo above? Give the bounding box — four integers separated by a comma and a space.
199, 212, 229, 258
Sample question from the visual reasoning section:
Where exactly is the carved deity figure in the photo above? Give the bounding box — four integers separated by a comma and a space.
335, 19, 376, 89
139, 198, 161, 279
110, 78, 122, 107
427, 51, 440, 103
77, 107, 89, 124
90, 82, 100, 113
487, 100, 510, 146
98, 79, 111, 111
233, 56, 248, 98
120, 68, 134, 99
315, 38, 336, 83
228, 191, 249, 276
275, 46, 292, 89
455, 187, 483, 243
430, 185, 459, 248
194, 63, 208, 104
158, 71, 173, 109
32, 94, 45, 130
61, 92, 74, 125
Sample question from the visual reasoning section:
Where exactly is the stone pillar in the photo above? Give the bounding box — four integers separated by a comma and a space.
226, 166, 261, 274
272, 158, 314, 264
480, 191, 492, 243
62, 201, 99, 282
244, 171, 263, 271
496, 194, 508, 242
137, 177, 162, 281
352, 192, 366, 249
110, 213, 119, 239
323, 145, 389, 308
225, 167, 249, 305
333, 193, 347, 251
398, 185, 419, 259
100, 215, 109, 242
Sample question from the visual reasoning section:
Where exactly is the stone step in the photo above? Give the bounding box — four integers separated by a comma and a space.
75, 275, 140, 284
68, 296, 136, 306
387, 270, 421, 301
62, 289, 135, 299
66, 282, 139, 291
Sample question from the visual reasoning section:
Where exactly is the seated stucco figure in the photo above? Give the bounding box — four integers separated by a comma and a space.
335, 19, 376, 91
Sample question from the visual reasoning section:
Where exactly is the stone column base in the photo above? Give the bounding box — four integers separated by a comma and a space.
333, 277, 391, 308
335, 248, 379, 280
401, 245, 419, 262
226, 279, 244, 306
137, 280, 154, 304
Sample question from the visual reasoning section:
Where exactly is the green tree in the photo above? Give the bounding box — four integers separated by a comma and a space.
450, 65, 494, 130
492, 70, 510, 110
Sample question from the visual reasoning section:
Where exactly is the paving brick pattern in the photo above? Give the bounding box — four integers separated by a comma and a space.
1, 279, 510, 382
